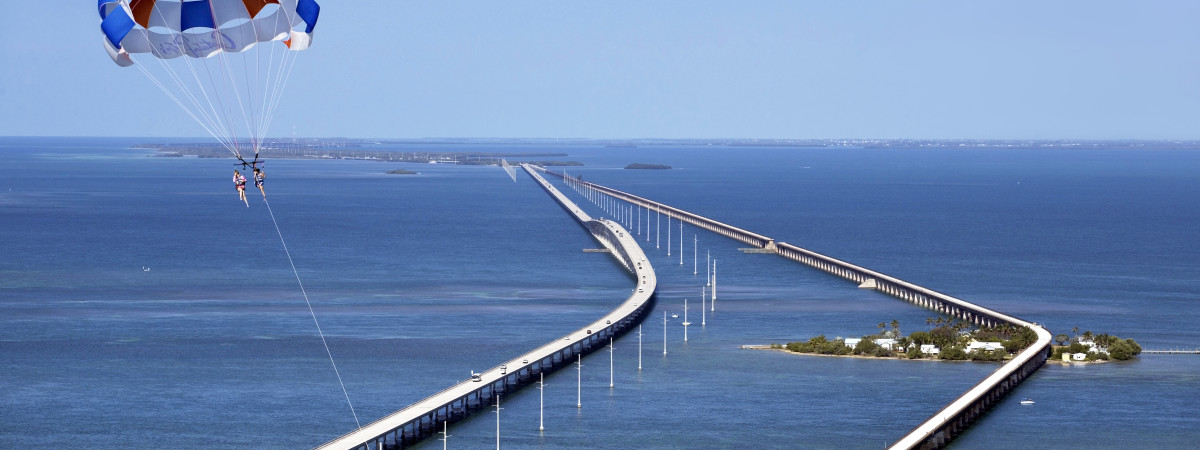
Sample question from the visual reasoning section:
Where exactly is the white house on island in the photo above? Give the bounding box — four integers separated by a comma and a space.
842, 338, 899, 351
966, 340, 1006, 352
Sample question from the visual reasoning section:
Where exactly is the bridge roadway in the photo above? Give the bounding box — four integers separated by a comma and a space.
559, 171, 776, 250
545, 170, 1052, 450
315, 165, 656, 450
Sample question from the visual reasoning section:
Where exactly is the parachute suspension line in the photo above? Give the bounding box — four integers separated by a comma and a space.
145, 5, 241, 157
173, 36, 244, 157
174, 52, 239, 155
259, 38, 296, 155
203, 45, 245, 161
259, 7, 302, 140
132, 52, 242, 159
262, 196, 362, 429
132, 11, 235, 154
239, 46, 258, 159
252, 24, 294, 158
131, 60, 230, 149
260, 49, 300, 144
254, 23, 279, 150
261, 31, 294, 145
246, 37, 268, 160
177, 50, 242, 159
257, 31, 298, 143
218, 44, 257, 161
137, 6, 240, 158
212, 7, 266, 163
203, 6, 250, 161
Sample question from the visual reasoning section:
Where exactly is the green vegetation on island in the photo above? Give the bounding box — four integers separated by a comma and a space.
625, 163, 671, 170
770, 318, 1038, 362
386, 169, 417, 175
1051, 328, 1141, 361
769, 319, 1140, 363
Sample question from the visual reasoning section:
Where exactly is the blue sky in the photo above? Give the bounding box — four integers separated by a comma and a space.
2, 1, 1197, 139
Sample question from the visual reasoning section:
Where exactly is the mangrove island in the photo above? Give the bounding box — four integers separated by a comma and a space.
625, 163, 671, 170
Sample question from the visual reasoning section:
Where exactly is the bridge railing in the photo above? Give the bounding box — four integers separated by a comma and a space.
775, 242, 1024, 326
539, 168, 774, 249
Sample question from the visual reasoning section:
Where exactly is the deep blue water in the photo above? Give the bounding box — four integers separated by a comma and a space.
2, 137, 1199, 449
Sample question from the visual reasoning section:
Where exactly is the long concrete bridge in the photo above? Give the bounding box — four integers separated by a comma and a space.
562, 171, 776, 250
316, 165, 657, 449
545, 169, 1053, 450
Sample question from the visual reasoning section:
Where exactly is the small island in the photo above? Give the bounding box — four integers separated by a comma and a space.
387, 169, 418, 175
625, 163, 671, 170
1050, 328, 1141, 363
757, 319, 1140, 364
761, 319, 1032, 362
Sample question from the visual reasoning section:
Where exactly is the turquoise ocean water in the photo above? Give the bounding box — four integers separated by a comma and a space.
2, 137, 1198, 448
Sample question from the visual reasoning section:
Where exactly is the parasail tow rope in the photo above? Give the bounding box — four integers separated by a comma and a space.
262, 195, 361, 429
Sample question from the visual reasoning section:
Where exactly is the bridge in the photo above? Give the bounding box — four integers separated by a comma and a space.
1142, 349, 1200, 354
316, 165, 657, 449
560, 171, 776, 250
545, 169, 1053, 450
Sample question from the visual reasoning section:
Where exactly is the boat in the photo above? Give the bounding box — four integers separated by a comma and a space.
1020, 398, 1035, 405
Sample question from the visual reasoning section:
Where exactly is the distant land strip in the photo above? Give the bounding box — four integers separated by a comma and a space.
625, 163, 671, 169
138, 143, 580, 166
137, 137, 1200, 152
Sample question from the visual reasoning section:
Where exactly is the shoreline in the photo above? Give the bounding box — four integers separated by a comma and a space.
740, 345, 956, 363
743, 344, 1111, 365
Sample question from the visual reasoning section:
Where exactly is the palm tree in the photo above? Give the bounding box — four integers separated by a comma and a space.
877, 322, 887, 336
1072, 326, 1079, 339
891, 320, 900, 337
1082, 331, 1094, 344
926, 317, 934, 330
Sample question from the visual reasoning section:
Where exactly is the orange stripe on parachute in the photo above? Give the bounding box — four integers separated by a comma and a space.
130, 0, 157, 28
129, 1, 280, 29
242, 0, 281, 18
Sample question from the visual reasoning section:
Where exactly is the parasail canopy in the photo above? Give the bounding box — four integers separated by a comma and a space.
97, 0, 321, 163
100, 0, 321, 66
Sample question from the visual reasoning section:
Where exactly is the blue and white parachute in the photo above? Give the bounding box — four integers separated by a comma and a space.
99, 0, 320, 65
97, 0, 321, 162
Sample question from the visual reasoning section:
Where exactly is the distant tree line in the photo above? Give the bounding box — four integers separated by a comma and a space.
138, 142, 572, 165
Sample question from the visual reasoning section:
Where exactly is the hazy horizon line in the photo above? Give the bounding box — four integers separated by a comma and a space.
4, 135, 1200, 144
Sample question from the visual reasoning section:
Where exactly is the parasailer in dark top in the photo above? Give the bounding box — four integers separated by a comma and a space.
253, 167, 266, 197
